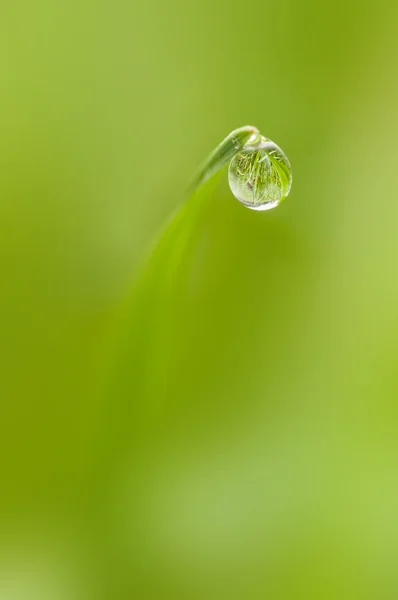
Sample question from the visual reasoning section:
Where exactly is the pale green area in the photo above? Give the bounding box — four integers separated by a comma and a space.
1, 0, 398, 598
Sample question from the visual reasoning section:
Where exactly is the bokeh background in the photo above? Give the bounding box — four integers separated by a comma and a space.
2, 0, 398, 598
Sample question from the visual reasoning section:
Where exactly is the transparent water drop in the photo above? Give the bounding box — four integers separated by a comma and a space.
228, 136, 292, 211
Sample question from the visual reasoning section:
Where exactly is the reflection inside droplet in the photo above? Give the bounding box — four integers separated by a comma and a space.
228, 136, 292, 211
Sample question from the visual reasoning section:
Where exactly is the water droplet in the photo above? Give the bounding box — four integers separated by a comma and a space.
228, 136, 292, 211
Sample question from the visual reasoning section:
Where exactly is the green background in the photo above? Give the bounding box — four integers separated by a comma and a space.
2, 0, 398, 598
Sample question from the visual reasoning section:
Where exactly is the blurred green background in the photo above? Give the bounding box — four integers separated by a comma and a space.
2, 0, 398, 598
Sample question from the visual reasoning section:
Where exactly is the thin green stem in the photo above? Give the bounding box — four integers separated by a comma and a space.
188, 125, 260, 193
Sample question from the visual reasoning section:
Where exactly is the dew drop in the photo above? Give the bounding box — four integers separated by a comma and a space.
228, 136, 292, 211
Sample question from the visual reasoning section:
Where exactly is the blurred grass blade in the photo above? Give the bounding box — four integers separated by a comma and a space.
98, 127, 263, 460
104, 172, 222, 407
